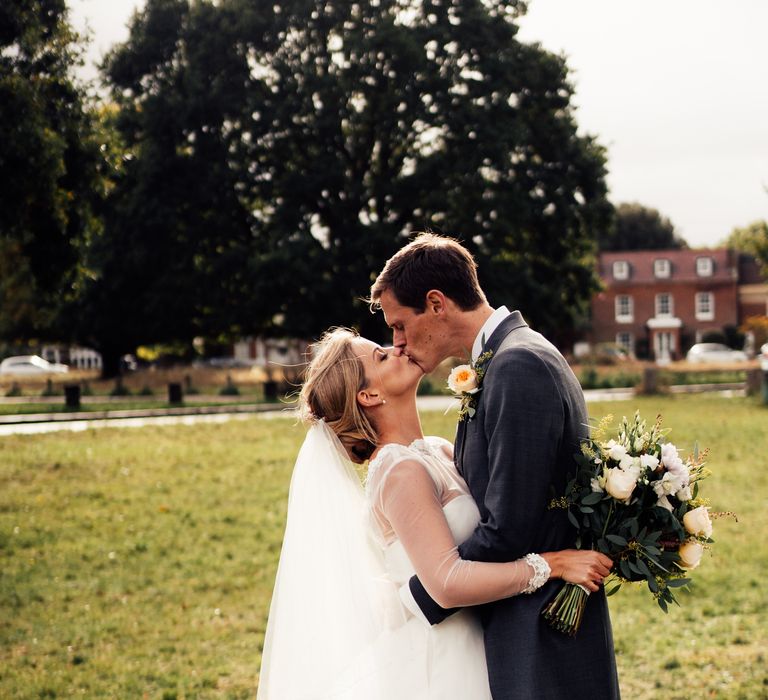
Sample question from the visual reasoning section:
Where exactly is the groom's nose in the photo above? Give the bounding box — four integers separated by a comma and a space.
392, 329, 406, 350
391, 346, 404, 357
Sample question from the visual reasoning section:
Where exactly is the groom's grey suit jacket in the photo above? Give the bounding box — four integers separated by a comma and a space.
409, 312, 620, 700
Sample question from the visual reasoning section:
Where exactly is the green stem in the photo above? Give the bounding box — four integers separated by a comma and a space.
601, 500, 615, 539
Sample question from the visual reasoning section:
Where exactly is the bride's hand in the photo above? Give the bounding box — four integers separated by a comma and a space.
541, 550, 613, 592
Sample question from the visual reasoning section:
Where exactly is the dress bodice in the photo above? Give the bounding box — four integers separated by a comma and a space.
365, 437, 481, 583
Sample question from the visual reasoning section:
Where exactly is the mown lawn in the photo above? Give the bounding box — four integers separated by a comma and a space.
0, 395, 765, 698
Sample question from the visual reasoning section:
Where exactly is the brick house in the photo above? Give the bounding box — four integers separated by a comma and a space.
590, 249, 740, 361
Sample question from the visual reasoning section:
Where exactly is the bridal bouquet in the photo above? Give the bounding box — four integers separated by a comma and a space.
543, 411, 718, 636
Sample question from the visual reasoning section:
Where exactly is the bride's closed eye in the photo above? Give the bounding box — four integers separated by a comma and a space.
375, 348, 389, 362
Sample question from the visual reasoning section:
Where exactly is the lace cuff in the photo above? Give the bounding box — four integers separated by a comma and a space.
521, 553, 551, 594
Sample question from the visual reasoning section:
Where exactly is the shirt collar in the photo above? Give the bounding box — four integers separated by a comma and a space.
471, 306, 510, 361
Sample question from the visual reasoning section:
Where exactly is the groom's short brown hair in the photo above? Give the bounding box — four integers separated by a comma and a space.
370, 232, 486, 312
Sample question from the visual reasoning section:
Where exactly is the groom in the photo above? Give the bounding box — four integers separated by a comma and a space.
371, 233, 620, 699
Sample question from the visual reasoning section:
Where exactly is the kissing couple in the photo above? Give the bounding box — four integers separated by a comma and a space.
257, 234, 621, 699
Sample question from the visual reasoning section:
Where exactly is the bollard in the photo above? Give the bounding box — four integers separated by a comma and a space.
745, 368, 763, 396
641, 367, 658, 395
264, 380, 278, 401
64, 384, 81, 409
168, 382, 183, 405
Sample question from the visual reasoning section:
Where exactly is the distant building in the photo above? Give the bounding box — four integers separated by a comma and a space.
589, 249, 757, 361
41, 345, 103, 370
233, 337, 310, 378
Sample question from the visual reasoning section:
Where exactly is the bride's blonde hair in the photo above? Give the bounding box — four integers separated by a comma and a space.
299, 328, 378, 463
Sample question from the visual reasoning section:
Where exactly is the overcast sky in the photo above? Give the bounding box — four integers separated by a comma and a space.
69, 0, 767, 249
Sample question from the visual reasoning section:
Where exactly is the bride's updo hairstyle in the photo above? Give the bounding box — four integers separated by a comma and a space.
299, 328, 378, 464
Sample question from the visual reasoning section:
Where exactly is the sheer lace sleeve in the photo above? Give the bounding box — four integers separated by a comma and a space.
377, 458, 548, 608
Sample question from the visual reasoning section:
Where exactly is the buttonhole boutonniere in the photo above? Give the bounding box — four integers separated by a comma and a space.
447, 349, 493, 421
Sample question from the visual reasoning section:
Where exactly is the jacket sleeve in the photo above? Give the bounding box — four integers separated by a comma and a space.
458, 347, 564, 562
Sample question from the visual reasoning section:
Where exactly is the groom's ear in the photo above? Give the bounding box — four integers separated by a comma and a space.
425, 290, 446, 315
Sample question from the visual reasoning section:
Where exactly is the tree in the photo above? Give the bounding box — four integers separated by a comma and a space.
598, 202, 687, 252
241, 0, 612, 342
86, 0, 612, 365
75, 0, 263, 375
0, 0, 101, 341
721, 220, 768, 274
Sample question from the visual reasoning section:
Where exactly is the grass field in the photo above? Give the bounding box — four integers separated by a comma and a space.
1, 395, 766, 698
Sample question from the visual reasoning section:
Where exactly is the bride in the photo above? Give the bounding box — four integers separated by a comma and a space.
257, 328, 611, 699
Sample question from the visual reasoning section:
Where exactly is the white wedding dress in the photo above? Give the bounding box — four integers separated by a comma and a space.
257, 427, 544, 700
362, 437, 493, 699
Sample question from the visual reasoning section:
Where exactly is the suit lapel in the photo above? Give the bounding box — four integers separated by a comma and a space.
455, 310, 528, 475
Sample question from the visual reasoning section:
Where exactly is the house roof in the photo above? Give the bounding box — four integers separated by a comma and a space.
599, 248, 737, 284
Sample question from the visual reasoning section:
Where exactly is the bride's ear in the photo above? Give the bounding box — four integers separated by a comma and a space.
357, 388, 382, 408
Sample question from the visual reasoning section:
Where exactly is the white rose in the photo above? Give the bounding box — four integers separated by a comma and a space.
678, 540, 704, 569
634, 436, 646, 452
447, 365, 478, 394
640, 453, 660, 470
683, 506, 713, 538
605, 467, 638, 502
676, 484, 693, 502
606, 440, 627, 462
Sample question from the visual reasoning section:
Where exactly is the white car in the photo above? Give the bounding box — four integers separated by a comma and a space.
760, 343, 768, 371
685, 343, 748, 364
0, 355, 69, 375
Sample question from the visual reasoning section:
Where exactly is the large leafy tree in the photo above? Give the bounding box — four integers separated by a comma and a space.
76, 0, 266, 375
85, 0, 611, 369
0, 0, 101, 340
245, 0, 612, 342
598, 202, 687, 252
721, 220, 768, 273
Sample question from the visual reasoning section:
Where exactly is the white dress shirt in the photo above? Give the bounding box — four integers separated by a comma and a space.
471, 306, 510, 361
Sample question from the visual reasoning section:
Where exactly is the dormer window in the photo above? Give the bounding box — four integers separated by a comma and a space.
696, 256, 713, 277
612, 261, 629, 280
654, 259, 671, 278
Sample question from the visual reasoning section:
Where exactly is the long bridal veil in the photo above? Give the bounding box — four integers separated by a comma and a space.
257, 421, 424, 699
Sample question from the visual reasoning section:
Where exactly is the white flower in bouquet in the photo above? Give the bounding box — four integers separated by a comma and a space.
676, 484, 693, 502
606, 440, 627, 462
640, 453, 660, 470
590, 476, 605, 493
678, 540, 705, 569
653, 471, 684, 498
661, 443, 689, 483
604, 467, 638, 502
656, 494, 674, 512
447, 365, 479, 394
683, 506, 713, 538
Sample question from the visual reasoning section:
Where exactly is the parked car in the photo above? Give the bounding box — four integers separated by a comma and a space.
0, 355, 69, 375
685, 343, 748, 364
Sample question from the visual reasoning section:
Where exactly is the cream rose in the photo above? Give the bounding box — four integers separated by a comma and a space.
605, 467, 638, 502
683, 506, 713, 538
678, 540, 704, 569
447, 365, 479, 394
